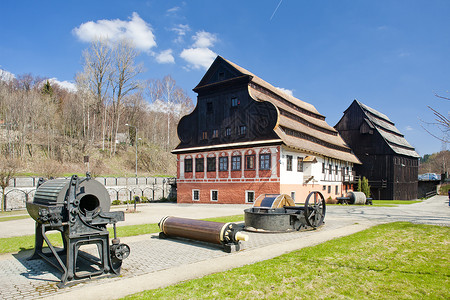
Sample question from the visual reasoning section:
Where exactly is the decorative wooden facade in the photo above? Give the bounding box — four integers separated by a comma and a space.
335, 100, 419, 200
173, 56, 360, 204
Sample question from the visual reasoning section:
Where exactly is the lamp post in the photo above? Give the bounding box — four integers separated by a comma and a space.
125, 124, 138, 179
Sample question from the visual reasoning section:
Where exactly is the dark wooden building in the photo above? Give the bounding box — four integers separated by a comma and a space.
335, 100, 419, 200
173, 56, 360, 204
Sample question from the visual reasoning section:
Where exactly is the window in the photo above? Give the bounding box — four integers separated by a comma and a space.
335, 165, 338, 175
290, 191, 296, 201
219, 157, 228, 171
195, 158, 204, 172
297, 157, 303, 172
207, 102, 213, 113
202, 131, 208, 140
286, 155, 293, 171
245, 155, 255, 170
207, 157, 216, 172
322, 163, 325, 173
328, 186, 331, 193
192, 189, 200, 201
212, 129, 219, 138
218, 72, 225, 80
225, 127, 231, 137
329, 164, 332, 174
260, 154, 271, 170
231, 97, 239, 107
335, 186, 339, 195
246, 191, 255, 203
322, 185, 326, 191
231, 155, 241, 171
210, 190, 218, 201
238, 125, 247, 135
185, 158, 193, 173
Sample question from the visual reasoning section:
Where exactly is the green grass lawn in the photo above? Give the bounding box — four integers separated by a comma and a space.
123, 222, 449, 300
0, 215, 245, 254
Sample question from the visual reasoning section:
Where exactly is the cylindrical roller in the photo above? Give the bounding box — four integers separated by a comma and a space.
347, 191, 366, 205
159, 216, 248, 245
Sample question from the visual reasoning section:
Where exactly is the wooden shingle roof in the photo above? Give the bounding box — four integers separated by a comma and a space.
218, 57, 360, 163
355, 100, 419, 158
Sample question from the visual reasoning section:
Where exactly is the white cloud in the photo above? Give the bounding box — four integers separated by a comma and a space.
180, 31, 217, 70
72, 12, 157, 52
192, 31, 217, 48
47, 78, 77, 92
276, 87, 294, 97
171, 24, 191, 43
0, 69, 15, 82
180, 47, 216, 70
167, 6, 180, 14
156, 49, 175, 64
405, 125, 414, 131
171, 24, 190, 36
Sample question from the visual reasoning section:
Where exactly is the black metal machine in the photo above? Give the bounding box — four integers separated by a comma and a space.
26, 174, 130, 288
159, 216, 249, 252
244, 191, 326, 232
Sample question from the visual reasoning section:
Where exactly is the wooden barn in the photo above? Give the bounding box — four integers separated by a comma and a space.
334, 100, 419, 200
173, 56, 360, 204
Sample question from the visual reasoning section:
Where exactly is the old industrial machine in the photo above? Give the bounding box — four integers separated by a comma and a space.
159, 216, 249, 252
336, 191, 373, 205
244, 192, 326, 232
26, 174, 130, 288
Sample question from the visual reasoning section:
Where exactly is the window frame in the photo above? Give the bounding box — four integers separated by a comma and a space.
210, 190, 218, 202
195, 157, 204, 172
297, 157, 303, 172
245, 155, 256, 170
246, 191, 255, 203
207, 157, 216, 172
184, 158, 193, 173
192, 189, 200, 201
219, 156, 228, 171
286, 155, 293, 171
231, 97, 239, 107
231, 155, 241, 171
259, 154, 271, 170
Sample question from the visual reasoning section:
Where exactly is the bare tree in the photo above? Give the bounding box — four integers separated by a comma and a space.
0, 157, 18, 211
421, 93, 450, 145
109, 39, 143, 155
77, 39, 113, 149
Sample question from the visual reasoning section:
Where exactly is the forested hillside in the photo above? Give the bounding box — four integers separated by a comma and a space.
0, 40, 193, 177
419, 150, 450, 175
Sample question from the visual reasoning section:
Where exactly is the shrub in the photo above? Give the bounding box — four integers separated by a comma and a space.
111, 200, 121, 205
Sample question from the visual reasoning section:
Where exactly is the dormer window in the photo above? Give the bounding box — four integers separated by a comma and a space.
238, 125, 247, 136
231, 97, 239, 107
225, 127, 231, 137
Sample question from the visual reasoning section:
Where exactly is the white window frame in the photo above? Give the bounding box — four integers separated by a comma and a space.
192, 189, 200, 201
210, 190, 218, 202
245, 190, 255, 203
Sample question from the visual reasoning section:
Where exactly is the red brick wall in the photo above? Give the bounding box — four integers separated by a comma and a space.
177, 181, 280, 204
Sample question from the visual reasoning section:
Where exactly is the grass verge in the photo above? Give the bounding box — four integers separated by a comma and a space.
0, 215, 244, 255
123, 222, 449, 300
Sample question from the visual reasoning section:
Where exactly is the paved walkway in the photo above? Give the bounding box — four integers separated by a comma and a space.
0, 196, 448, 299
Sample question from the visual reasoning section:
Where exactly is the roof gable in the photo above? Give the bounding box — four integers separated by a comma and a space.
353, 100, 419, 158
194, 56, 248, 90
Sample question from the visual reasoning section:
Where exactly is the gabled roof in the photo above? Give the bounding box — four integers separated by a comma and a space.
196, 56, 360, 164
354, 100, 420, 158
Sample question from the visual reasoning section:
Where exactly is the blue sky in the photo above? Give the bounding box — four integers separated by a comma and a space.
1, 0, 449, 156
